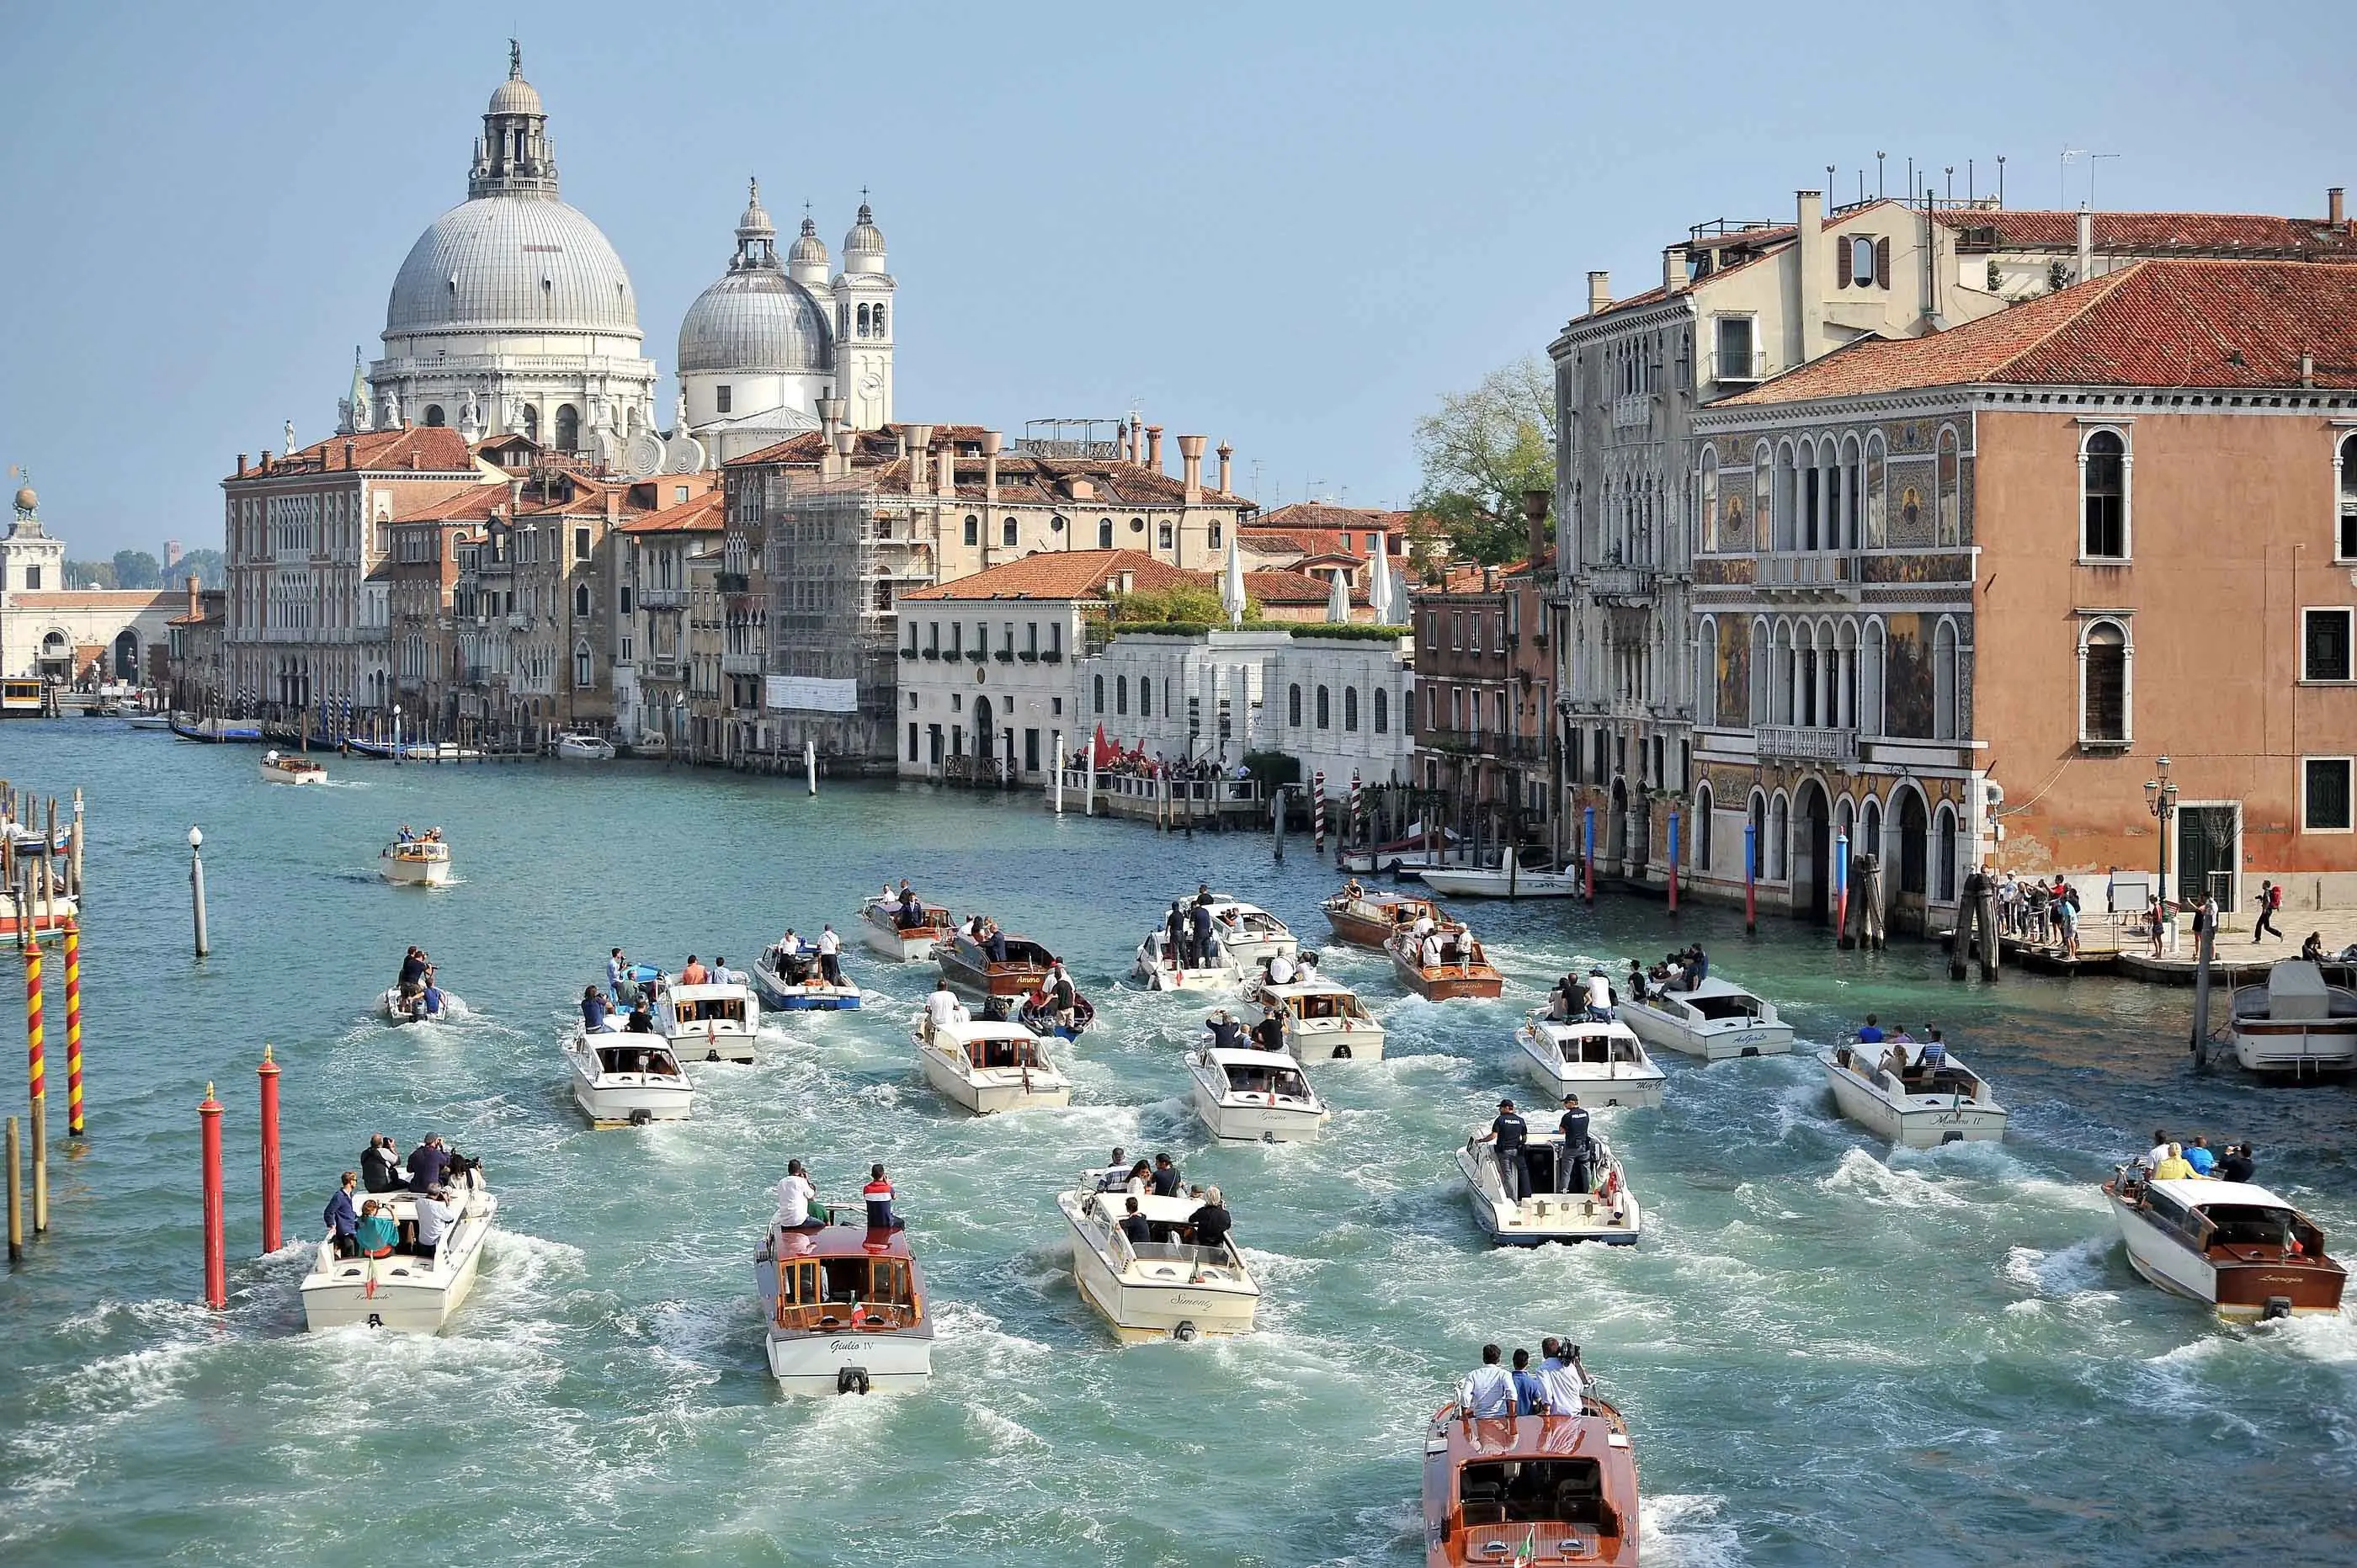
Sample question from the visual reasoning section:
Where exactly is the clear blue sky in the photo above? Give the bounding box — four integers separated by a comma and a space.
3, 1, 2350, 556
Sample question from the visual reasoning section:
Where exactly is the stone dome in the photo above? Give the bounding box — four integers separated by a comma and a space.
677, 268, 832, 375
488, 74, 543, 116
386, 195, 641, 337
788, 215, 828, 268
843, 202, 886, 258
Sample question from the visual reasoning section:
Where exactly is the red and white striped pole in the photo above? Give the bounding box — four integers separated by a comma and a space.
258, 1045, 281, 1254
63, 921, 82, 1137
1312, 770, 1327, 854
1348, 772, 1363, 849
200, 1082, 226, 1309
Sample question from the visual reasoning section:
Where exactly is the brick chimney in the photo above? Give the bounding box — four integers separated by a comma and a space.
259, 449, 274, 475
344, 440, 357, 470
1128, 412, 1142, 465
1663, 246, 1687, 295
982, 430, 1002, 503
1522, 488, 1551, 566
1145, 425, 1163, 473
903, 423, 934, 495
237, 453, 248, 476
1216, 442, 1232, 493
1586, 271, 1611, 315
185, 575, 202, 619
1178, 434, 1206, 506
2332, 186, 2346, 226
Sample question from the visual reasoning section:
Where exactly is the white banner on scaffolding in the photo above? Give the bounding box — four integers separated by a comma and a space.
765, 676, 859, 713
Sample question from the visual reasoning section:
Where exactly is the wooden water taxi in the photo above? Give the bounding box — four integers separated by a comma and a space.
379, 837, 452, 887
1056, 1182, 1260, 1342
1388, 925, 1504, 1001
1820, 1041, 2007, 1147
563, 1032, 693, 1126
1517, 1016, 1665, 1108
1457, 1128, 1641, 1246
913, 1014, 1072, 1114
859, 893, 952, 960
259, 749, 327, 784
657, 981, 761, 1063
1321, 886, 1445, 951
1251, 975, 1386, 1061
2102, 1167, 2346, 1321
1615, 976, 1791, 1060
751, 939, 862, 1011
757, 1219, 934, 1393
936, 926, 1057, 997
1185, 1043, 1329, 1142
1133, 926, 1232, 991
1422, 1374, 1640, 1567
299, 1172, 497, 1333
2227, 959, 2357, 1076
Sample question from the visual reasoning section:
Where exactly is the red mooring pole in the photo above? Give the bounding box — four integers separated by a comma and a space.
258, 1045, 281, 1254
200, 1083, 226, 1309
63, 921, 83, 1136
1667, 809, 1681, 914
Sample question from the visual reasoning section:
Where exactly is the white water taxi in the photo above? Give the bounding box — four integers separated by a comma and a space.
1457, 1129, 1640, 1246
380, 837, 451, 887
1132, 927, 1230, 991
1615, 977, 1791, 1060
657, 981, 761, 1063
1056, 1183, 1259, 1342
751, 939, 862, 1011
259, 749, 327, 784
1184, 1044, 1329, 1143
1820, 1041, 2008, 1147
2227, 959, 2357, 1077
299, 1172, 497, 1332
125, 712, 172, 731
1516, 1015, 1666, 1108
1200, 896, 1298, 972
757, 1220, 934, 1393
552, 731, 615, 761
2101, 1167, 2346, 1321
564, 1032, 693, 1126
859, 893, 952, 960
1418, 856, 1583, 899
1251, 975, 1386, 1061
379, 986, 460, 1024
912, 1014, 1072, 1114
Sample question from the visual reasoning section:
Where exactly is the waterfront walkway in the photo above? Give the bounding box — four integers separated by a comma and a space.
2000, 906, 2357, 985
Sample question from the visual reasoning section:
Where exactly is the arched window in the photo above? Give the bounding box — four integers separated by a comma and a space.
1002, 517, 1018, 547
1316, 686, 1331, 728
1098, 518, 1114, 549
1698, 619, 1720, 726
1748, 619, 1769, 725
556, 404, 581, 451
1374, 688, 1388, 734
1747, 790, 1767, 878
1861, 619, 1886, 736
1140, 679, 1152, 719
1753, 442, 1773, 550
1288, 683, 1302, 726
573, 642, 592, 688
1864, 433, 1886, 548
1093, 674, 1104, 714
423, 404, 446, 428
872, 304, 886, 337
1936, 427, 1960, 546
1343, 687, 1359, 731
1699, 449, 1720, 553
963, 515, 980, 546
1933, 618, 1960, 739
857, 303, 871, 337
1694, 784, 1714, 872
521, 406, 540, 443
2339, 433, 2357, 560
1768, 793, 1789, 880
1847, 234, 1878, 287
2081, 429, 2127, 558
1116, 675, 1129, 715
1934, 804, 1959, 901
2080, 618, 2130, 743
574, 583, 590, 617
1773, 443, 1798, 551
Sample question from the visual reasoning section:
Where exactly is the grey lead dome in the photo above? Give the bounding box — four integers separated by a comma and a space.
676, 268, 833, 375
385, 196, 641, 337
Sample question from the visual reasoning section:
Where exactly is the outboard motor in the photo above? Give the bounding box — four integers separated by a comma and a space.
2263, 1296, 2295, 1321
837, 1366, 873, 1395
1172, 1321, 1199, 1343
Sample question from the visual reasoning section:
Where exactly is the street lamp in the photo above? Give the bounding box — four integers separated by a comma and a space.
188, 826, 209, 957
2144, 756, 2180, 906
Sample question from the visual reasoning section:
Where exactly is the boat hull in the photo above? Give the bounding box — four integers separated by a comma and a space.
915, 1039, 1071, 1114
260, 762, 326, 784
300, 1196, 495, 1332
1417, 869, 1583, 899
1391, 949, 1503, 1001
859, 908, 947, 960
1321, 909, 1398, 949
1189, 1084, 1328, 1143
1455, 1145, 1641, 1247
752, 972, 862, 1011
1821, 1057, 2007, 1147
1517, 1039, 1667, 1108
765, 1325, 934, 1392
0, 891, 80, 938
380, 854, 451, 887
1286, 1020, 1386, 1062
1616, 1002, 1791, 1060
2231, 1022, 2357, 1076
1060, 1208, 1258, 1343
2107, 1191, 2347, 1319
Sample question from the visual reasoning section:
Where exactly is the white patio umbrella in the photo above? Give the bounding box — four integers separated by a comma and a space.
1325, 566, 1352, 624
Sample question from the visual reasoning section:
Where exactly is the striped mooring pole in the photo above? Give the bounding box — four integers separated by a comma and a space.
1312, 770, 1327, 854
24, 930, 43, 1112
1348, 771, 1363, 848
63, 921, 82, 1137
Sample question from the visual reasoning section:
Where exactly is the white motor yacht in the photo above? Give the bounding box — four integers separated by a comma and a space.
379, 837, 451, 887
552, 731, 616, 761
657, 980, 761, 1063
1418, 852, 1583, 899
1184, 1043, 1329, 1143
1056, 1182, 1260, 1342
1200, 896, 1299, 973
299, 1172, 497, 1331
1132, 927, 1230, 991
757, 1219, 934, 1393
1457, 1129, 1641, 1246
564, 1031, 694, 1126
1615, 977, 1792, 1060
1250, 975, 1386, 1062
1516, 1015, 1666, 1108
1820, 1041, 2008, 1147
913, 1014, 1072, 1114
2226, 959, 2357, 1076
2101, 1167, 2347, 1321
751, 940, 862, 1012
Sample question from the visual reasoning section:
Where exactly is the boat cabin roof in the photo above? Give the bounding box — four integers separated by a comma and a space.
666, 982, 752, 1002
773, 1219, 917, 1262
1258, 977, 1355, 1001
955, 931, 1055, 964
1078, 1188, 1220, 1226
2148, 1178, 2301, 1215
940, 1018, 1041, 1043
590, 1042, 684, 1072
1203, 1046, 1301, 1069
1532, 1017, 1642, 1043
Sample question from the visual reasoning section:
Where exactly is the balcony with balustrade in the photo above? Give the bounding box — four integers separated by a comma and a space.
1754, 551, 1863, 602
1753, 724, 1859, 764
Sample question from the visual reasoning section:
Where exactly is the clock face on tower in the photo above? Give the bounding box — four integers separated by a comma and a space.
859, 370, 883, 398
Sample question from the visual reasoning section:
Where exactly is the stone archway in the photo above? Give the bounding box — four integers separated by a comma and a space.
974, 696, 996, 773
1793, 779, 1832, 922
112, 629, 141, 683
1607, 776, 1629, 872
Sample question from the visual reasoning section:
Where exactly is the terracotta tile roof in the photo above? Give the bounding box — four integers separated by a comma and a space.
6, 589, 178, 610
1717, 259, 2357, 403
901, 549, 1208, 601
225, 427, 477, 481
1247, 568, 1365, 605
727, 423, 1249, 506
616, 489, 726, 535
1253, 503, 1414, 534
1933, 209, 2357, 254
389, 489, 500, 523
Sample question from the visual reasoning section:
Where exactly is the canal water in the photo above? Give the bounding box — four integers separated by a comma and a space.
0, 720, 2351, 1566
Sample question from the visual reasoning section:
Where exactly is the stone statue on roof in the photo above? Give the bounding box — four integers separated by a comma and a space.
460, 385, 482, 437
285, 419, 298, 456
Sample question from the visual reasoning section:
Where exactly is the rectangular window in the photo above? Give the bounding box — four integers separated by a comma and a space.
25, 566, 38, 590
1024, 728, 1040, 772
716, 385, 732, 414
2303, 608, 2354, 682
1494, 691, 1508, 732
1469, 614, 1482, 655
1157, 521, 1173, 550
2304, 757, 2354, 832
2082, 432, 2127, 558
574, 527, 591, 561
1450, 613, 1463, 651
1716, 316, 1757, 380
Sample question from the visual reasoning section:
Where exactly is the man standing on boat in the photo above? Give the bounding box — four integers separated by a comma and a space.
1189, 901, 1214, 970
1166, 901, 1189, 968
816, 926, 843, 987
1475, 1099, 1532, 1201
923, 977, 962, 1043
863, 1164, 902, 1230
1558, 1095, 1593, 1194
324, 1172, 361, 1258
1460, 1344, 1515, 1419
607, 949, 629, 1007
1583, 968, 1614, 1023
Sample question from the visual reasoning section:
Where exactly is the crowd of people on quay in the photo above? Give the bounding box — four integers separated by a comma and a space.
1066, 744, 1249, 784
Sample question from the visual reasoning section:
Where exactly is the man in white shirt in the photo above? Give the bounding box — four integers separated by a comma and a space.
1460, 1343, 1515, 1418
409, 1188, 457, 1261
1583, 968, 1615, 1023
923, 978, 964, 1041
816, 925, 843, 986
1538, 1338, 1588, 1416
1411, 914, 1436, 943
2142, 1129, 2172, 1172
772, 1160, 824, 1232
606, 949, 628, 1006
1421, 932, 1444, 968
1266, 952, 1296, 986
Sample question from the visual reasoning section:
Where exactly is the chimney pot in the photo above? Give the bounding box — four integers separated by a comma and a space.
1586, 271, 1611, 315
2301, 351, 2317, 388
1216, 441, 1233, 495
982, 431, 1002, 502
1178, 433, 1206, 507
1146, 425, 1163, 472
2333, 187, 2347, 226
2075, 205, 2094, 285
186, 575, 201, 619
237, 453, 248, 476
1663, 246, 1687, 295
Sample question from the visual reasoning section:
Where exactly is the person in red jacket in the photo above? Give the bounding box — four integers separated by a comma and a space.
862, 1164, 902, 1231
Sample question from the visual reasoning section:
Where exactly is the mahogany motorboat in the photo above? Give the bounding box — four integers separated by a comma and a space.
1389, 924, 1504, 1002
2102, 1166, 2347, 1321
1422, 1373, 1639, 1566
756, 1218, 934, 1393
936, 924, 1057, 998
1322, 886, 1446, 951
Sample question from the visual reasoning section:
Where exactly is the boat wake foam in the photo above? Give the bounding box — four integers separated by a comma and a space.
1641, 1492, 1747, 1566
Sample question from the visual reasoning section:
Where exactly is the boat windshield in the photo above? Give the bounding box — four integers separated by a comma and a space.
1689, 992, 1763, 1022
968, 1035, 1045, 1070
593, 1045, 682, 1079
1455, 1456, 1620, 1535
2195, 1203, 2323, 1253
1221, 1062, 1312, 1100
673, 997, 747, 1026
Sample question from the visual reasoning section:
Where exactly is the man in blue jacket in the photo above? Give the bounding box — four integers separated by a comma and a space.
324, 1172, 361, 1258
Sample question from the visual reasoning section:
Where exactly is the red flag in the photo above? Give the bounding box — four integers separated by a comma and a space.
1091, 725, 1116, 766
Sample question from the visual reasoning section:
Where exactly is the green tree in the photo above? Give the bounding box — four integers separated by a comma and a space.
65, 559, 118, 587
1411, 356, 1556, 566
173, 549, 227, 588
111, 549, 162, 589
1105, 582, 1253, 626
